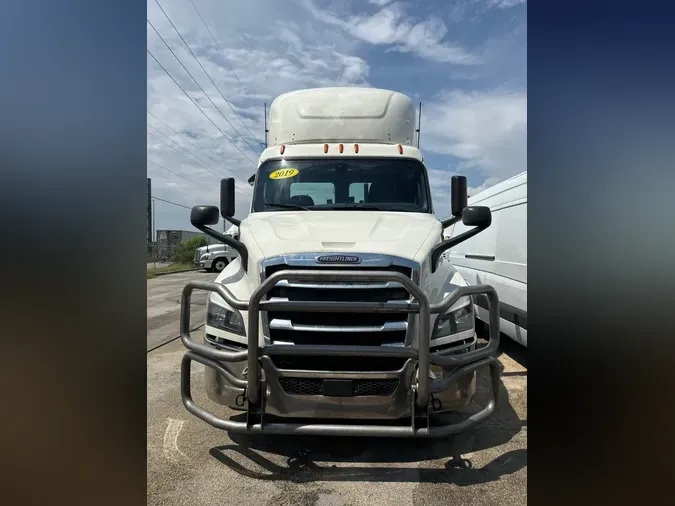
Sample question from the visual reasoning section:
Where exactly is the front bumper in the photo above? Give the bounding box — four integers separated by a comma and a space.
203, 336, 478, 419
179, 270, 500, 437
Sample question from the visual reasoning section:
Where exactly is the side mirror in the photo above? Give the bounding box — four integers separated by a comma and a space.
248, 174, 255, 186
190, 201, 248, 271
451, 175, 468, 217
220, 178, 236, 219
462, 206, 491, 227
431, 204, 493, 273
190, 206, 219, 226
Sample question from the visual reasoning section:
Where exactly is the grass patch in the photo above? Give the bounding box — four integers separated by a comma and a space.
146, 263, 199, 279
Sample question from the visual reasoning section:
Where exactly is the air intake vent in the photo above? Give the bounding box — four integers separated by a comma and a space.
278, 377, 399, 397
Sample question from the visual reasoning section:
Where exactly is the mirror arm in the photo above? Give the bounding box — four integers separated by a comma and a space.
193, 224, 248, 271
430, 225, 487, 273
440, 215, 462, 229
225, 216, 241, 227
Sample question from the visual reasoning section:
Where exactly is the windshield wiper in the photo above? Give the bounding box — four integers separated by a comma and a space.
264, 202, 313, 211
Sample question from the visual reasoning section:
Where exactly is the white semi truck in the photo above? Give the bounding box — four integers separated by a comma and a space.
194, 225, 240, 272
179, 87, 501, 437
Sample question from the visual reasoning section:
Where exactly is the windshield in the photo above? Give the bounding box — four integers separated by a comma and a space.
252, 158, 432, 213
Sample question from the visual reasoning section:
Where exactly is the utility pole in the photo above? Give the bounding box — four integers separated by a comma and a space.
147, 178, 152, 244
416, 102, 422, 148
264, 102, 268, 148
147, 178, 152, 263
152, 198, 156, 267
152, 199, 156, 244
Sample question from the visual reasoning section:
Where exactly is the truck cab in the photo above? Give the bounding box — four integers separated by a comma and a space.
195, 244, 234, 272
194, 225, 240, 272
179, 88, 501, 437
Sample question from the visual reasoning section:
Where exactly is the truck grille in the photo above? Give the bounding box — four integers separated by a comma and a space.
278, 377, 399, 396
264, 263, 414, 347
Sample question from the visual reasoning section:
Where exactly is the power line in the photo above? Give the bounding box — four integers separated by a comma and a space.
187, 0, 248, 97
148, 115, 215, 164
146, 48, 256, 165
147, 158, 208, 188
147, 127, 232, 181
147, 15, 259, 159
186, 0, 265, 148
152, 196, 192, 210
147, 110, 228, 167
153, 0, 263, 152
147, 125, 218, 175
148, 125, 208, 168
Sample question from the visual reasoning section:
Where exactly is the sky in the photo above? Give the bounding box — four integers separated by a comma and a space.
147, 0, 527, 233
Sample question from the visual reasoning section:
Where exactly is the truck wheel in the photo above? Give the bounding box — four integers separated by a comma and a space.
212, 258, 228, 273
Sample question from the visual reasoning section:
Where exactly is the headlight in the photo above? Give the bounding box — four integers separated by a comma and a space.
200, 254, 209, 261
206, 300, 246, 336
432, 304, 474, 339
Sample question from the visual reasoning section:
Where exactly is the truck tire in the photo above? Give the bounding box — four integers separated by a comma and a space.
211, 257, 229, 273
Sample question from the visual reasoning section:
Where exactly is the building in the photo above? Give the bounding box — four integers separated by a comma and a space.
155, 229, 205, 247
151, 229, 217, 261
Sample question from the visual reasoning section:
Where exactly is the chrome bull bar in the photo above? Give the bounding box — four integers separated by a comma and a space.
179, 269, 501, 437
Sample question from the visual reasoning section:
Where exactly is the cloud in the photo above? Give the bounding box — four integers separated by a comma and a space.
300, 0, 480, 64
468, 176, 503, 197
146, 0, 526, 229
486, 0, 527, 8
147, 1, 370, 229
422, 89, 527, 182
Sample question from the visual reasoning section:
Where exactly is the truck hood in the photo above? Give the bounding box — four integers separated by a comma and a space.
242, 211, 439, 260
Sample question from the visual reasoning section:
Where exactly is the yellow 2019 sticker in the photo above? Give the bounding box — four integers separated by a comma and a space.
269, 168, 299, 180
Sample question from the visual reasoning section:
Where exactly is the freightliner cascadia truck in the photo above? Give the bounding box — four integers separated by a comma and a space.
179, 87, 501, 437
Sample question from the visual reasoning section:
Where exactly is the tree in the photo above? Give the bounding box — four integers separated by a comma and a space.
171, 235, 208, 264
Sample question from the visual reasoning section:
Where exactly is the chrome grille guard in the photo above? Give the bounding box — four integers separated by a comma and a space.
179, 269, 501, 437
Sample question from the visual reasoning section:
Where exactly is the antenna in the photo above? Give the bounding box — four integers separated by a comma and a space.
416, 102, 422, 148
264, 102, 268, 148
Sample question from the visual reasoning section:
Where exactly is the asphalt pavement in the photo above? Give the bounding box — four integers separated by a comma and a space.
147, 272, 527, 506
147, 270, 217, 350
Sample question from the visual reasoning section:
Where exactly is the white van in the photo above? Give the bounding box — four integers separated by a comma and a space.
445, 172, 527, 347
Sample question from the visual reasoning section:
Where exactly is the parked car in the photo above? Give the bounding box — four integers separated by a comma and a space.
445, 171, 527, 347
